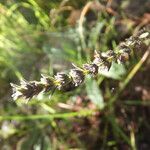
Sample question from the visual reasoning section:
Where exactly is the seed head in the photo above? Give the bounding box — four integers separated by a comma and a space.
10, 27, 149, 100
10, 80, 43, 100
70, 68, 85, 87
55, 72, 74, 91
93, 50, 112, 71
40, 74, 56, 92
83, 63, 98, 75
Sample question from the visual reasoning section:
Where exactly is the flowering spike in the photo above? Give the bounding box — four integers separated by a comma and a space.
83, 63, 98, 75
69, 68, 85, 87
54, 72, 74, 91
10, 27, 150, 100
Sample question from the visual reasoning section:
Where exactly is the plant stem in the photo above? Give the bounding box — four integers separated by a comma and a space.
0, 109, 95, 121
108, 49, 150, 107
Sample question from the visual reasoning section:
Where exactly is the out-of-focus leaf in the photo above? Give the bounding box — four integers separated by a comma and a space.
99, 62, 126, 80
18, 130, 40, 150
0, 121, 17, 139
42, 135, 52, 150
86, 75, 104, 109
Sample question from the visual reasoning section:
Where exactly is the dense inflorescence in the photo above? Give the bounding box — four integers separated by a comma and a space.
11, 27, 150, 100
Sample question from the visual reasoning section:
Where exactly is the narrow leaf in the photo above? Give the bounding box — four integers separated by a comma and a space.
86, 75, 104, 109
99, 62, 126, 80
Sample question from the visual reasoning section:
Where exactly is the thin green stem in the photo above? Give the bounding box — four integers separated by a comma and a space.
123, 100, 150, 106
108, 49, 149, 107
0, 109, 95, 121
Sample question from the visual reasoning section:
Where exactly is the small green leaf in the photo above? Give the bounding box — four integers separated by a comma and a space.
99, 62, 126, 80
86, 75, 104, 109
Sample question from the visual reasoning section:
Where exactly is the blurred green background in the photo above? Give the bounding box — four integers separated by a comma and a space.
0, 0, 150, 149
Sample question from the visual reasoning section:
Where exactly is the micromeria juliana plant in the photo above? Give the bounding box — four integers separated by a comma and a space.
11, 27, 150, 101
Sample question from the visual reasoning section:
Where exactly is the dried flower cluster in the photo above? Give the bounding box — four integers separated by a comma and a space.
11, 27, 150, 100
